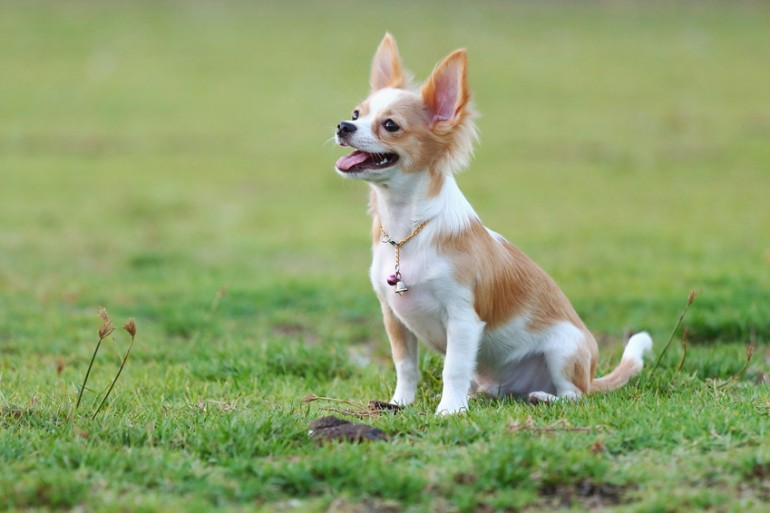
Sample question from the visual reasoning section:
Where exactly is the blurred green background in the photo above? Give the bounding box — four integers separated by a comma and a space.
1, 0, 769, 356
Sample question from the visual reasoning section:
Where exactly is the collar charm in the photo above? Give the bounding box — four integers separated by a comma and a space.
378, 218, 429, 296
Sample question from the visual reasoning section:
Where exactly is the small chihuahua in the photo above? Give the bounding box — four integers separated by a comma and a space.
334, 34, 652, 414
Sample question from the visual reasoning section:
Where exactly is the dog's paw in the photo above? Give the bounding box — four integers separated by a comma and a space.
528, 391, 557, 404
390, 395, 415, 406
435, 400, 468, 415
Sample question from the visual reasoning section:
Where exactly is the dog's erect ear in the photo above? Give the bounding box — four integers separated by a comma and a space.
370, 33, 405, 91
420, 49, 469, 127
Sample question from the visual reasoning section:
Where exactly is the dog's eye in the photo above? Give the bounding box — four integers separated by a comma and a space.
383, 119, 400, 132
352, 110, 359, 121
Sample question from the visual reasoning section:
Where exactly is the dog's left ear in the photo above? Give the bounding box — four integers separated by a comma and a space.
371, 33, 405, 91
421, 49, 469, 127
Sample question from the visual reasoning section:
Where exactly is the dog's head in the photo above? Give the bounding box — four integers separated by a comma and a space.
334, 33, 477, 184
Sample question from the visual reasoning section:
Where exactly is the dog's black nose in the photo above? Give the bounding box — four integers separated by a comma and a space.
337, 121, 357, 137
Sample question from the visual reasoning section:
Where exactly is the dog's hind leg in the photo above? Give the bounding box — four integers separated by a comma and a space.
528, 326, 596, 404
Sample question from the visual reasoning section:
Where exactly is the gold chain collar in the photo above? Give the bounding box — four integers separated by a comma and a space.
378, 218, 430, 296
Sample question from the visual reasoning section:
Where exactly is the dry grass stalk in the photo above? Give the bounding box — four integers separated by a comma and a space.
717, 342, 755, 389
653, 290, 697, 373
509, 415, 609, 433
123, 319, 136, 338
92, 319, 137, 418
210, 287, 227, 313
75, 308, 137, 420
76, 307, 112, 411
320, 407, 384, 420
97, 306, 114, 339
676, 327, 689, 373
302, 394, 367, 409
590, 437, 606, 454
304, 395, 404, 419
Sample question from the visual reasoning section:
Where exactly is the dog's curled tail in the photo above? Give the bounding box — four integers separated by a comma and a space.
589, 332, 653, 394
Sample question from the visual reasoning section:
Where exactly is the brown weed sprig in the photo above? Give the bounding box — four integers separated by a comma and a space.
75, 308, 137, 420
676, 327, 689, 373
76, 307, 113, 412
92, 319, 137, 418
652, 290, 697, 373
717, 342, 755, 389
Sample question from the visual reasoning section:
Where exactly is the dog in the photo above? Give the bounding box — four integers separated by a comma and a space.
334, 33, 652, 414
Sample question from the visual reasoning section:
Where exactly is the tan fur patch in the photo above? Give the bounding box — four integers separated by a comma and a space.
436, 221, 586, 332
379, 297, 413, 362
426, 169, 445, 198
420, 50, 470, 130
562, 336, 599, 393
355, 99, 371, 119
370, 33, 405, 90
590, 358, 642, 393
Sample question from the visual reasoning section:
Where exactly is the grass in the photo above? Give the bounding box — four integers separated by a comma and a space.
1, 1, 769, 511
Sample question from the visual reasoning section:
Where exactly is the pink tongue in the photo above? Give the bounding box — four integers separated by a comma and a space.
336, 151, 370, 171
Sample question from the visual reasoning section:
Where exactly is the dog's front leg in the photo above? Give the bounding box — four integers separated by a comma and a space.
435, 310, 485, 415
380, 301, 419, 405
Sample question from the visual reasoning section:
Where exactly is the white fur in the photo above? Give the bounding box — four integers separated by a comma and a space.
623, 332, 653, 363
368, 88, 404, 115
477, 319, 585, 398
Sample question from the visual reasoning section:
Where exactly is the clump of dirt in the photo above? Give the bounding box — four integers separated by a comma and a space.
538, 479, 634, 510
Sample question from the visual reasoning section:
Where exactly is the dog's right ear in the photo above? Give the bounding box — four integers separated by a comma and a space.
370, 33, 405, 91
420, 49, 469, 128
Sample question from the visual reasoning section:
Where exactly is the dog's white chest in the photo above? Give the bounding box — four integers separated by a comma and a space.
370, 242, 451, 352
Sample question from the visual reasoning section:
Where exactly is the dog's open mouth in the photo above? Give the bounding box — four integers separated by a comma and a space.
336, 150, 399, 173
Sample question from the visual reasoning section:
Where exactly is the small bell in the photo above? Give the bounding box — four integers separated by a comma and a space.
394, 280, 408, 295
386, 274, 398, 286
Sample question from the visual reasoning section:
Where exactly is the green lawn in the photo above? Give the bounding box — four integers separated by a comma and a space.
1, 2, 769, 512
